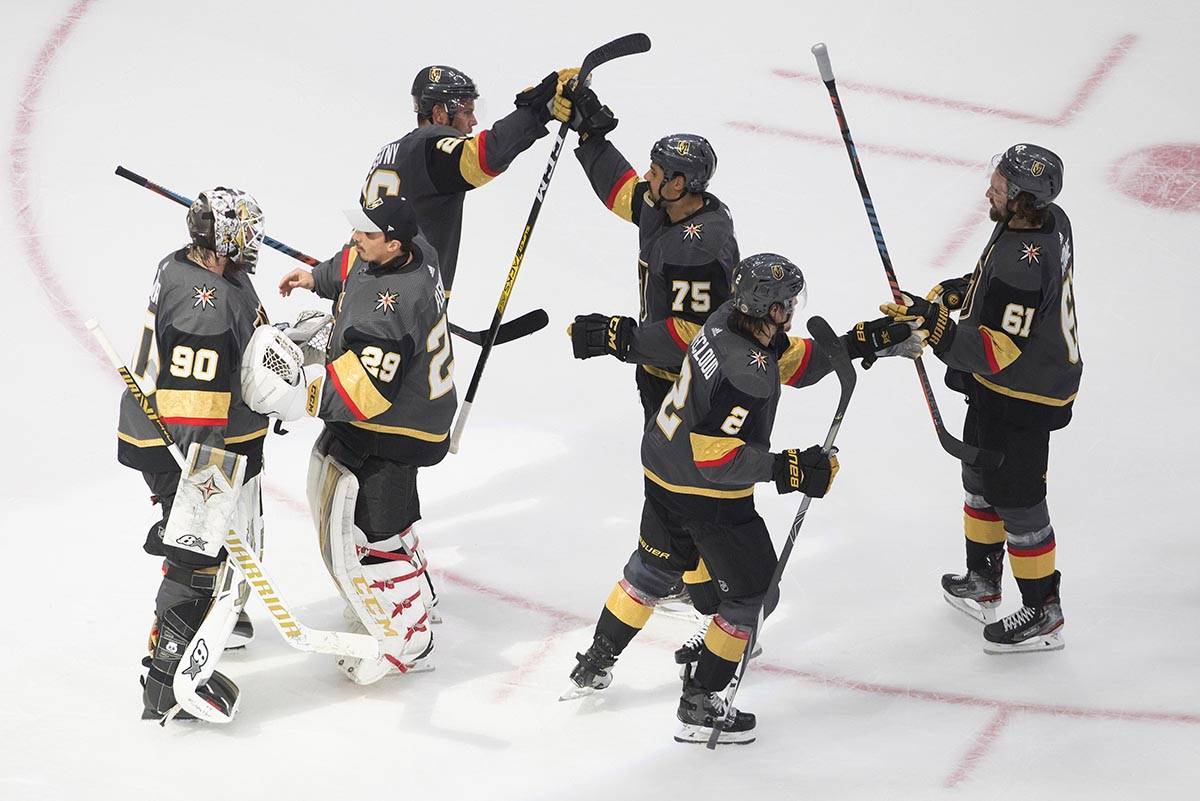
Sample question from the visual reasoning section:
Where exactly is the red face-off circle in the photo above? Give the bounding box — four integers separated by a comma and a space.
1110, 143, 1200, 213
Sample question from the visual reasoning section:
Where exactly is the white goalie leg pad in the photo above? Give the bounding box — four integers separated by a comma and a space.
163, 443, 247, 559
310, 454, 433, 685
172, 560, 242, 723
228, 474, 262, 647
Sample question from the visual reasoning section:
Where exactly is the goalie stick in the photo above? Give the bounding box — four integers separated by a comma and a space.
86, 318, 381, 661
810, 43, 1003, 470
448, 32, 653, 453
113, 166, 546, 348
706, 316, 855, 749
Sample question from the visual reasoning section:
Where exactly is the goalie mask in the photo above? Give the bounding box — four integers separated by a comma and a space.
187, 187, 266, 272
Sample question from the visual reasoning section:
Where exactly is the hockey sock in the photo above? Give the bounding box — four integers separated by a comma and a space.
963, 494, 1006, 573
595, 579, 655, 655
692, 615, 749, 692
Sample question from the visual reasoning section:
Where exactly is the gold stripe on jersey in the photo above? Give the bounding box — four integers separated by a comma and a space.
668, 317, 701, 349
156, 389, 231, 422
349, 421, 449, 442
683, 558, 710, 584
329, 351, 392, 419
979, 326, 1022, 372
604, 580, 654, 629
690, 433, 745, 466
643, 467, 754, 499
458, 134, 498, 188
777, 336, 812, 386
642, 364, 680, 382
117, 426, 268, 449
704, 616, 749, 663
608, 172, 640, 222
972, 374, 1078, 407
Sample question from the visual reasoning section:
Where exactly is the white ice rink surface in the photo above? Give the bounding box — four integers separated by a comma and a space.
3, 2, 1198, 798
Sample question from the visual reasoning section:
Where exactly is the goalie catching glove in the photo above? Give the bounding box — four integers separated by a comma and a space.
772, 445, 839, 498
880, 293, 956, 353
241, 324, 325, 420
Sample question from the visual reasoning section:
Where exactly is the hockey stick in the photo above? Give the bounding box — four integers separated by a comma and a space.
85, 319, 381, 661
113, 166, 544, 348
707, 316, 855, 749
448, 32, 653, 453
809, 44, 1003, 470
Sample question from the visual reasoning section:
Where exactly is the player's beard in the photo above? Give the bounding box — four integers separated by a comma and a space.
989, 200, 1007, 222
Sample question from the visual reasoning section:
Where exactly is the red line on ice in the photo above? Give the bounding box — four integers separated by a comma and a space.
772, 34, 1137, 126
725, 122, 988, 170
943, 708, 1012, 788
9, 0, 105, 369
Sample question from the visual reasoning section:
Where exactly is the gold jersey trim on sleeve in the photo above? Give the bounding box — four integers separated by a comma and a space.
348, 421, 449, 442
458, 132, 498, 188
972, 374, 1077, 407
689, 433, 745, 466
979, 325, 1022, 372
642, 467, 754, 499
329, 351, 392, 419
777, 336, 812, 385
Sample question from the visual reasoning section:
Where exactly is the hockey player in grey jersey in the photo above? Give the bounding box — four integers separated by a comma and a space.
357, 65, 577, 296
117, 187, 269, 722
563, 254, 916, 743
255, 194, 453, 682
882, 143, 1082, 653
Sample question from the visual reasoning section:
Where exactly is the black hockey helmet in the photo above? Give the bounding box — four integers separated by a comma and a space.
412, 65, 479, 118
732, 253, 807, 318
650, 133, 717, 194
994, 143, 1063, 208
186, 187, 265, 272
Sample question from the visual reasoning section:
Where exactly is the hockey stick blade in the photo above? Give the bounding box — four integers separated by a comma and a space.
707, 316, 854, 750
579, 33, 651, 83
448, 308, 548, 347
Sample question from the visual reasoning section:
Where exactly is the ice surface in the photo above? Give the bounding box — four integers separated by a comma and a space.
2, 2, 1198, 798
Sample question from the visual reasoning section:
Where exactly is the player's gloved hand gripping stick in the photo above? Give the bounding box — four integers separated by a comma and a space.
810, 43, 1003, 470
112, 166, 547, 348
448, 32, 653, 453
87, 319, 381, 660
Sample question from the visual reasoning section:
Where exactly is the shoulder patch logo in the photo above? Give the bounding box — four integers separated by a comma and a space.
748, 349, 769, 371
375, 289, 398, 313
1020, 243, 1042, 264
192, 284, 217, 310
683, 222, 703, 241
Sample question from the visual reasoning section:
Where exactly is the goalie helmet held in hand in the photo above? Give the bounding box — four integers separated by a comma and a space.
732, 253, 807, 318
187, 187, 266, 272
412, 65, 479, 118
994, 143, 1063, 209
650, 134, 717, 194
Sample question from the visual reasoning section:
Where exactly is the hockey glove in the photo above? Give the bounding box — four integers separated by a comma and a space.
551, 67, 580, 123
570, 313, 634, 360
925, 275, 971, 310
881, 293, 956, 354
842, 316, 921, 361
515, 71, 562, 125
566, 86, 618, 142
773, 446, 839, 498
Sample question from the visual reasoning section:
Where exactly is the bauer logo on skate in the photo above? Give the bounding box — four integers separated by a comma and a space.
227, 536, 302, 639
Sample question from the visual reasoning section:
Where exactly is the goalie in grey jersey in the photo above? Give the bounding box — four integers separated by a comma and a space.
249, 193, 454, 683
116, 187, 269, 723
563, 254, 917, 744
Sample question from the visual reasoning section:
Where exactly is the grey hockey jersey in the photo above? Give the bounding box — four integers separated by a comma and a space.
311, 235, 456, 466
117, 248, 269, 475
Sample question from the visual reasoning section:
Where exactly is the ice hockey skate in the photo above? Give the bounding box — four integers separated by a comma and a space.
674, 616, 762, 677
336, 621, 435, 684
653, 584, 704, 624
559, 634, 617, 701
983, 599, 1064, 654
674, 678, 756, 745
941, 552, 1003, 623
